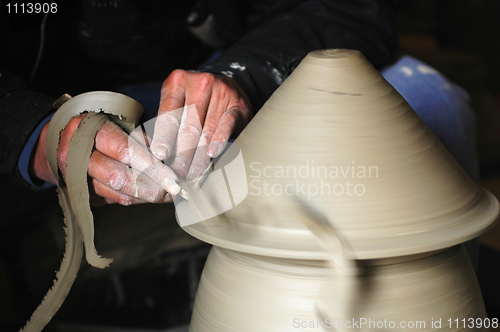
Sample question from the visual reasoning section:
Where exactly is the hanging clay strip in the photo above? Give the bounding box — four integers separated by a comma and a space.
21, 92, 143, 332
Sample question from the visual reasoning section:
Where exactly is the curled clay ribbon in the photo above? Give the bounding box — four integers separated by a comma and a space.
20, 92, 143, 332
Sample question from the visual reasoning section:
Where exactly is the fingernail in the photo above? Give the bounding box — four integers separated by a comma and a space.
152, 145, 169, 160
208, 141, 227, 158
164, 178, 181, 195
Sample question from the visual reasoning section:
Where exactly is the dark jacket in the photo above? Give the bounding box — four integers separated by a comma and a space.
0, 0, 399, 186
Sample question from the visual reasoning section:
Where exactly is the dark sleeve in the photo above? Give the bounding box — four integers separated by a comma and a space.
0, 68, 56, 185
199, 0, 400, 111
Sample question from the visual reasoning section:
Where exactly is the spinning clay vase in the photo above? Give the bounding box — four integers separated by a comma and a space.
179, 49, 499, 260
190, 245, 488, 331
175, 49, 500, 331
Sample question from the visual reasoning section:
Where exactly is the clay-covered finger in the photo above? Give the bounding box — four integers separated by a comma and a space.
94, 120, 181, 195
129, 125, 152, 148
126, 140, 181, 196
186, 132, 212, 181
90, 178, 149, 206
150, 106, 183, 160
88, 149, 173, 203
208, 108, 241, 157
150, 71, 188, 160
169, 104, 204, 179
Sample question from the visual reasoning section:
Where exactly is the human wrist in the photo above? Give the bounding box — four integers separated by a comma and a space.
31, 122, 57, 185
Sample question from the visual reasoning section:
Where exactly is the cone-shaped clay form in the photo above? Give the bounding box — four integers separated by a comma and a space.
190, 245, 488, 331
180, 49, 499, 259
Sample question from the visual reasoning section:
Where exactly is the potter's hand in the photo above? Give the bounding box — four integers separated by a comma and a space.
150, 70, 252, 180
32, 114, 181, 206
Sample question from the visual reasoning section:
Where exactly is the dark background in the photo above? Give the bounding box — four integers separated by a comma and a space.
395, 0, 500, 324
1, 0, 500, 331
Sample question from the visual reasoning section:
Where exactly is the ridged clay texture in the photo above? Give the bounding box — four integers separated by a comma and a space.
180, 49, 500, 260
190, 245, 487, 331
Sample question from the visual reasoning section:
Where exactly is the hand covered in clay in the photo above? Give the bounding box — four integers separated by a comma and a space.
32, 114, 182, 206
150, 70, 253, 181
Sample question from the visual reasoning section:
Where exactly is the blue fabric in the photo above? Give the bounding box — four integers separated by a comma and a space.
381, 55, 480, 268
381, 55, 479, 183
18, 113, 55, 189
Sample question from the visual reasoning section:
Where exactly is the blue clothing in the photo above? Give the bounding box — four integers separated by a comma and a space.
381, 56, 480, 267
381, 55, 479, 182
18, 113, 54, 189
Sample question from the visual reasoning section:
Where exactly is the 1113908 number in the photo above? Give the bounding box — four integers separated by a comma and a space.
447, 318, 498, 329
6, 2, 57, 14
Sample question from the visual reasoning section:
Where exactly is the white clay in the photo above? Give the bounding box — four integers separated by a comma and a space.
190, 245, 487, 331
181, 49, 499, 260
179, 49, 499, 332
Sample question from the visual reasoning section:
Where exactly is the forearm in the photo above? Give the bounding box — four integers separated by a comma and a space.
200, 0, 400, 110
